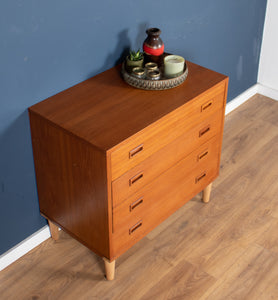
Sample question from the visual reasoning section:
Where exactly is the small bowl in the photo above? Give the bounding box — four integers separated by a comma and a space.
164, 55, 185, 78
147, 69, 160, 80
132, 67, 146, 78
145, 62, 158, 71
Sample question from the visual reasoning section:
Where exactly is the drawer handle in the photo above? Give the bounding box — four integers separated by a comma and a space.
129, 172, 144, 186
199, 125, 210, 137
129, 220, 143, 235
201, 101, 213, 112
197, 149, 209, 161
129, 144, 144, 159
130, 197, 144, 211
195, 172, 207, 183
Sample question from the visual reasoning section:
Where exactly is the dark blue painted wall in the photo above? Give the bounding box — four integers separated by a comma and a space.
0, 0, 267, 255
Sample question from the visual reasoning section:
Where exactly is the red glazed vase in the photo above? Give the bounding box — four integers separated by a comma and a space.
143, 28, 164, 56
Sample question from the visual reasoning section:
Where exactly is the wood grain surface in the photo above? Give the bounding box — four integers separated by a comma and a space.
112, 109, 223, 207
29, 112, 111, 258
112, 135, 220, 257
1, 94, 278, 299
29, 61, 227, 151
29, 61, 227, 265
109, 85, 226, 179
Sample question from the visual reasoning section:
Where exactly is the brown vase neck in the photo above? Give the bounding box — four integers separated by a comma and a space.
146, 28, 161, 37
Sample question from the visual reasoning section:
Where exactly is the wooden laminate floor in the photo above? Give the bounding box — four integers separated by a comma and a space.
1, 94, 278, 300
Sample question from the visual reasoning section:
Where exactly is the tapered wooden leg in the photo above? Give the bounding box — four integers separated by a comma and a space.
48, 220, 59, 241
103, 258, 116, 280
202, 183, 212, 203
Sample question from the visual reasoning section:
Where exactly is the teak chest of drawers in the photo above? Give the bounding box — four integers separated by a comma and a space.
29, 61, 228, 280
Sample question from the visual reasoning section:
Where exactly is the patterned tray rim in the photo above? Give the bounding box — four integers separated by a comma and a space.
122, 61, 188, 91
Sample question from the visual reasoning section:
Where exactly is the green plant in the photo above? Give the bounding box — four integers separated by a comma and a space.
129, 49, 144, 61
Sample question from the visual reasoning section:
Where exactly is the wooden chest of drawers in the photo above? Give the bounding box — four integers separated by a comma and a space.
29, 61, 228, 280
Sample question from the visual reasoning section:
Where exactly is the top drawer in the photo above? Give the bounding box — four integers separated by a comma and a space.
110, 83, 225, 180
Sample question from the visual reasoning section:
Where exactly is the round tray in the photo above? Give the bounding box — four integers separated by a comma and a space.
122, 62, 188, 90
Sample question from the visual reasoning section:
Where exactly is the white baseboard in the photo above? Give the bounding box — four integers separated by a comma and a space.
225, 83, 278, 116
1, 82, 277, 273
225, 84, 259, 115
257, 83, 278, 101
0, 226, 51, 271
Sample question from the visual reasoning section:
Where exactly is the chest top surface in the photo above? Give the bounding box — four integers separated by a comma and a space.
29, 61, 228, 151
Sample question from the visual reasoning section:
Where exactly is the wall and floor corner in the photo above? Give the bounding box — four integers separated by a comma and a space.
0, 1, 268, 270
258, 0, 278, 95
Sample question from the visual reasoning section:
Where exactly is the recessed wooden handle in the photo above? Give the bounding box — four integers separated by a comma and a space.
129, 172, 144, 186
129, 220, 143, 235
199, 125, 210, 137
130, 197, 144, 211
195, 172, 207, 183
197, 149, 209, 161
129, 144, 144, 159
201, 101, 213, 111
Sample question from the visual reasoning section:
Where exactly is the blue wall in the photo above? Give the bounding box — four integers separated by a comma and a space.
0, 0, 267, 255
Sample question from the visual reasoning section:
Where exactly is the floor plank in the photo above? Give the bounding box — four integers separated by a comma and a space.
140, 259, 216, 300
199, 244, 278, 300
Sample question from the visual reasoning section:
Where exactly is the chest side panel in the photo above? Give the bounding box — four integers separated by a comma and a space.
29, 111, 111, 258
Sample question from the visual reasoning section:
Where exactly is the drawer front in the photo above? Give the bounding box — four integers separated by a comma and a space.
113, 135, 220, 233
111, 146, 220, 257
110, 84, 225, 180
112, 109, 223, 207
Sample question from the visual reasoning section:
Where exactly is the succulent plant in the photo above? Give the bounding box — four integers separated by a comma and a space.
129, 49, 144, 61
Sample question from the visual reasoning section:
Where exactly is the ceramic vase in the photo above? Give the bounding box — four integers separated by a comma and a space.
143, 28, 164, 56
143, 28, 164, 66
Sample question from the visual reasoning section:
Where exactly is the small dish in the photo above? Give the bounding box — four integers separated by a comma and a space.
145, 62, 158, 71
132, 67, 146, 78
147, 69, 161, 80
